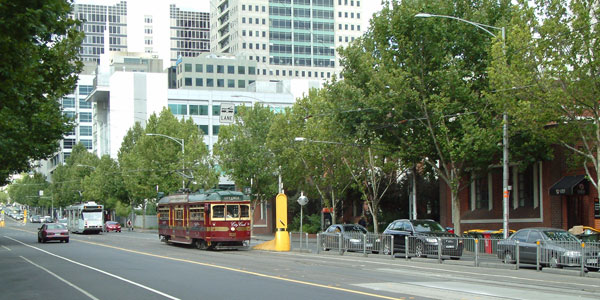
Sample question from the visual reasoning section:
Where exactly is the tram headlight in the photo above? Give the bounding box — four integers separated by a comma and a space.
230, 226, 235, 232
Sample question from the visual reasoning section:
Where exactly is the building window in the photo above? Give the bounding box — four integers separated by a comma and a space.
248, 66, 256, 75
238, 80, 246, 88
185, 64, 192, 72
227, 65, 235, 74
79, 112, 92, 122
62, 97, 75, 108
213, 125, 220, 135
227, 79, 235, 88
206, 78, 214, 87
212, 105, 220, 116
168, 104, 187, 115
217, 79, 224, 87
79, 85, 93, 95
185, 78, 192, 86
81, 139, 92, 150
217, 65, 224, 73
206, 65, 214, 73
80, 126, 92, 136
195, 78, 203, 86
198, 125, 209, 135
63, 139, 75, 149
79, 99, 91, 108
195, 64, 203, 72
517, 166, 534, 207
190, 105, 209, 116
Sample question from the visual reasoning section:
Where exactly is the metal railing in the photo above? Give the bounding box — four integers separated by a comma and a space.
311, 233, 600, 277
289, 232, 310, 251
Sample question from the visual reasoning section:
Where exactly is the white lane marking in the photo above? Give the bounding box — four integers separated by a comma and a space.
20, 256, 100, 300
6, 236, 180, 300
2, 245, 10, 251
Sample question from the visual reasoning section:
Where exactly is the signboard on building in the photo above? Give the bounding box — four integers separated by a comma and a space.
219, 103, 235, 123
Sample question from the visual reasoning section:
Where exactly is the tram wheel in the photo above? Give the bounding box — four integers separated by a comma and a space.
195, 239, 208, 250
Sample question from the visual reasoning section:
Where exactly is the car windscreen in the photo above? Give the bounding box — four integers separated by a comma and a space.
47, 224, 66, 230
543, 230, 579, 242
411, 220, 446, 233
343, 225, 367, 233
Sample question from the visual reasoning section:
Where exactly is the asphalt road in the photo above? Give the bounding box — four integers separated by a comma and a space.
1, 219, 599, 300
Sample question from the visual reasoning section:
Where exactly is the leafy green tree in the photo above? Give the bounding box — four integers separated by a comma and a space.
0, 0, 83, 184
50, 143, 99, 208
81, 155, 127, 211
119, 109, 217, 210
334, 0, 514, 234
215, 104, 279, 209
7, 172, 50, 207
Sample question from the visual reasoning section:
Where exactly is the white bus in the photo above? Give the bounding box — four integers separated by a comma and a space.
65, 202, 103, 234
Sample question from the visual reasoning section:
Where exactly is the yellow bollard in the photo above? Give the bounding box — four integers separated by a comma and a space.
253, 193, 290, 252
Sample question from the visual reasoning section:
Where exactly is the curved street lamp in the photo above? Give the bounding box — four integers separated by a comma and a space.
146, 133, 185, 190
416, 12, 509, 238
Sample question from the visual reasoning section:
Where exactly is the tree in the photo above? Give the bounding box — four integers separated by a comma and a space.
334, 0, 514, 234
214, 104, 279, 210
49, 143, 99, 208
7, 172, 50, 208
81, 155, 127, 211
0, 0, 83, 185
119, 109, 217, 209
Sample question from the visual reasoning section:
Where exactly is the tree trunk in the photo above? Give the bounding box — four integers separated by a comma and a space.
451, 188, 461, 236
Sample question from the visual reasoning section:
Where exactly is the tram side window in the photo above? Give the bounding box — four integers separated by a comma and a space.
190, 206, 204, 220
158, 207, 169, 220
241, 205, 250, 218
175, 209, 183, 220
212, 205, 225, 219
226, 205, 239, 219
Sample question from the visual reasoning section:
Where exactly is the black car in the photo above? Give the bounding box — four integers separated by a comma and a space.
383, 219, 463, 259
497, 227, 600, 270
321, 224, 377, 253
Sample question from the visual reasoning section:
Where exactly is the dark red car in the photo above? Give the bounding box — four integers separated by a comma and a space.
38, 223, 69, 243
104, 221, 122, 232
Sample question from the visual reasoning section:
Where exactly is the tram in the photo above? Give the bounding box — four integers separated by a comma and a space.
157, 189, 251, 250
65, 201, 104, 234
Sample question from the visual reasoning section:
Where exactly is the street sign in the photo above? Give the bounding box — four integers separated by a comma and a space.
219, 103, 235, 123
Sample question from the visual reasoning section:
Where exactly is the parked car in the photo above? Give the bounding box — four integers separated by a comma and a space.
321, 224, 377, 253
38, 223, 69, 243
497, 227, 600, 270
382, 219, 463, 259
103, 221, 122, 232
57, 218, 68, 226
41, 216, 52, 223
30, 215, 41, 223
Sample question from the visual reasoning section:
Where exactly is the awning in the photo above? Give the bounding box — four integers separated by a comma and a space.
549, 175, 588, 196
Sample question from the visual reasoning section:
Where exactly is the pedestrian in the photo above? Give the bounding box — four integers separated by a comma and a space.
127, 219, 133, 231
358, 216, 367, 228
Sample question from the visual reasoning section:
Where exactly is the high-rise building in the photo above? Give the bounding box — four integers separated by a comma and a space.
210, 0, 365, 81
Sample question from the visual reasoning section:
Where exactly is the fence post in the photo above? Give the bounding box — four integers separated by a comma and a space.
474, 238, 479, 267
289, 232, 293, 251
316, 233, 320, 254
437, 237, 442, 264
391, 235, 395, 260
306, 233, 309, 251
581, 242, 586, 277
516, 240, 520, 270
404, 236, 408, 260
363, 234, 367, 257
338, 232, 343, 255
536, 240, 541, 272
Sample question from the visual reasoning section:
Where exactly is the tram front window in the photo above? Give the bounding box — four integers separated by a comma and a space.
241, 205, 250, 219
82, 212, 102, 220
226, 205, 239, 219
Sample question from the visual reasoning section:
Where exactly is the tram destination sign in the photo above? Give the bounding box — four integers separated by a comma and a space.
219, 103, 235, 123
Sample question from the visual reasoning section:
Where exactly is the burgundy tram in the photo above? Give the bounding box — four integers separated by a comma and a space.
157, 189, 251, 250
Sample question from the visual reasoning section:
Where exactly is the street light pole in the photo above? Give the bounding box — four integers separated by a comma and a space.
146, 133, 185, 190
416, 13, 510, 238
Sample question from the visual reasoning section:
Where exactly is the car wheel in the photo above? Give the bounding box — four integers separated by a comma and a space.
37, 236, 41, 243
321, 242, 329, 252
503, 251, 514, 264
450, 256, 461, 260
415, 242, 425, 258
65, 239, 69, 243
382, 243, 391, 255
195, 239, 208, 250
